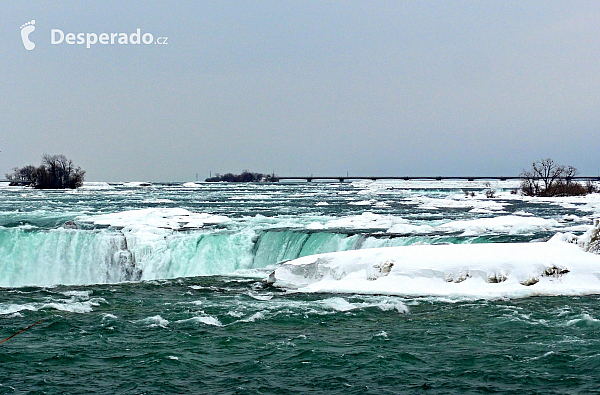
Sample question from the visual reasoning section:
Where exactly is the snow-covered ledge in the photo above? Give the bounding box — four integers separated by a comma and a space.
268, 220, 600, 298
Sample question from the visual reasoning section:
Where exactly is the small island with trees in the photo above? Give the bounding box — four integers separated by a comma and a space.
205, 170, 279, 183
5, 154, 85, 189
520, 158, 596, 197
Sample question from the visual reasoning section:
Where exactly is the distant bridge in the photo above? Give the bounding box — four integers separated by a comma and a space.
275, 176, 600, 183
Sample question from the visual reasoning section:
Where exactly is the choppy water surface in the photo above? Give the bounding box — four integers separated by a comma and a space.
1, 180, 600, 394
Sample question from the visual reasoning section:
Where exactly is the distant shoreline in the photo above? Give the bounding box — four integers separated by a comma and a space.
2, 177, 600, 184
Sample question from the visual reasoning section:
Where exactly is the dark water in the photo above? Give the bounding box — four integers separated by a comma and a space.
2, 277, 600, 394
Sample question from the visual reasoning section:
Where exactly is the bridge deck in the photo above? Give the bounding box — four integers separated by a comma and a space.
276, 176, 600, 182
2, 177, 598, 183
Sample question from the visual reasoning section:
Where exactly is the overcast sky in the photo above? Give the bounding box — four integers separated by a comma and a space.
1, 1, 599, 181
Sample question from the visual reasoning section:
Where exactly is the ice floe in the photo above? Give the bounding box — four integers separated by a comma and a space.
435, 215, 559, 236
406, 196, 510, 211
306, 211, 562, 236
79, 182, 115, 190
80, 208, 230, 230
316, 212, 409, 230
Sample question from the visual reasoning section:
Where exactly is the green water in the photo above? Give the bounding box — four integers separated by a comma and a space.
2, 278, 600, 394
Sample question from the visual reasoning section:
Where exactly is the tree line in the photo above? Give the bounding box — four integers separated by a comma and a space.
4, 156, 596, 196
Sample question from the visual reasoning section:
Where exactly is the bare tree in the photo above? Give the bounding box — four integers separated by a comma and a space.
41, 154, 73, 188
521, 158, 586, 197
5, 165, 37, 184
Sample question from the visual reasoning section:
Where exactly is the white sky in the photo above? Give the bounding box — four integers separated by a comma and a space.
2, 1, 599, 181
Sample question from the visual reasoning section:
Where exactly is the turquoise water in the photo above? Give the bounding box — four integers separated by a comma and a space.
1, 181, 599, 394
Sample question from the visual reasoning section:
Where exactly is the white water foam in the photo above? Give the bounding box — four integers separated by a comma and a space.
138, 315, 169, 328
0, 299, 100, 315
238, 312, 265, 323
61, 290, 92, 298
566, 313, 600, 326
320, 297, 357, 311
318, 297, 409, 313
183, 316, 223, 326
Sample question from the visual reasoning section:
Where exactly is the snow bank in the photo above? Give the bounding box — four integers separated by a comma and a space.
269, 222, 600, 298
572, 219, 600, 254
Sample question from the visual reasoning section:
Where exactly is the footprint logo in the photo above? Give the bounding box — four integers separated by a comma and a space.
20, 20, 36, 51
